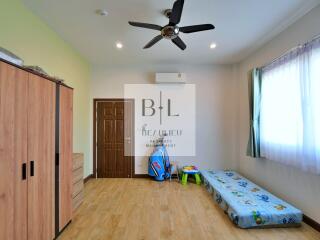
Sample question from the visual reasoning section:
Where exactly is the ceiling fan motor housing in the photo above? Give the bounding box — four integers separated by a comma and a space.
161, 25, 179, 39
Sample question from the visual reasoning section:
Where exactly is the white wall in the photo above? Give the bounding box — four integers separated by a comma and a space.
89, 64, 238, 175
237, 5, 320, 222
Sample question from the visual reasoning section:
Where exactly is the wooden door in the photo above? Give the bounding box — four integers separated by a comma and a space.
27, 74, 55, 240
0, 62, 28, 240
59, 85, 73, 231
96, 100, 134, 178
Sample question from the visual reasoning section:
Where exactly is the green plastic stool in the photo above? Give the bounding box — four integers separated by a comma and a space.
181, 172, 201, 185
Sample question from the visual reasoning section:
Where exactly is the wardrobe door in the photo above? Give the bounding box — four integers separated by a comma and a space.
59, 85, 73, 231
0, 62, 28, 240
27, 75, 55, 240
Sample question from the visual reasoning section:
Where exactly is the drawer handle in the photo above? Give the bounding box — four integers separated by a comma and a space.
30, 161, 34, 177
22, 163, 27, 180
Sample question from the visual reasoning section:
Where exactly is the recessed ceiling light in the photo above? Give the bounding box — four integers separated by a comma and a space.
210, 43, 217, 49
96, 9, 108, 16
116, 42, 123, 49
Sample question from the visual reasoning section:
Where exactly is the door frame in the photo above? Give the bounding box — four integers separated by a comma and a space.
93, 98, 135, 178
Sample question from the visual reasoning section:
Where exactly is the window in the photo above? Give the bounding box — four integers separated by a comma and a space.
259, 38, 320, 174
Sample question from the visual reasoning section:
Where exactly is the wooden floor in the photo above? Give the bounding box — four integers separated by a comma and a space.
58, 179, 320, 240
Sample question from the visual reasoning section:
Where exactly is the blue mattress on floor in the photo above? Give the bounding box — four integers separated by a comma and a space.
200, 170, 302, 228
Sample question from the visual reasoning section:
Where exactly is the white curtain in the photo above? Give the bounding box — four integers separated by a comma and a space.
260, 38, 320, 174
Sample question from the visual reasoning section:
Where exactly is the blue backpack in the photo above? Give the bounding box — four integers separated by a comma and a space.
148, 145, 171, 181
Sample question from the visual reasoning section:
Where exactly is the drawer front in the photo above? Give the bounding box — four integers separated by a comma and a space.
73, 167, 83, 184
73, 180, 83, 198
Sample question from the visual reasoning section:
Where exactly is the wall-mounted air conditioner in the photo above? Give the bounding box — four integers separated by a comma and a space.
155, 73, 186, 84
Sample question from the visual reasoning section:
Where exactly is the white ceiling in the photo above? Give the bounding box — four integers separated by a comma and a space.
22, 0, 320, 65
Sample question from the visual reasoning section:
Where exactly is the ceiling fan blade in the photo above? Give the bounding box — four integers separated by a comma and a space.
143, 35, 163, 49
172, 36, 186, 50
180, 24, 215, 33
129, 21, 162, 31
169, 0, 184, 25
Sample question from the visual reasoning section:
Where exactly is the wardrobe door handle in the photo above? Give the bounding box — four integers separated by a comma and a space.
22, 163, 27, 180
30, 161, 35, 177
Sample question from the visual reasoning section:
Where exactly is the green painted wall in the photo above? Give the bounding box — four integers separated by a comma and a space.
0, 0, 91, 177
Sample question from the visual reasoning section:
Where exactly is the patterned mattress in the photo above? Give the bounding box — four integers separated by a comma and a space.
200, 170, 302, 228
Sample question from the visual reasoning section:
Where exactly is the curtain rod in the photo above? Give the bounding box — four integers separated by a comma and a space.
261, 33, 320, 70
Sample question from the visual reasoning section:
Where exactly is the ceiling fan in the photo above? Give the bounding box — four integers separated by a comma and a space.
128, 0, 215, 50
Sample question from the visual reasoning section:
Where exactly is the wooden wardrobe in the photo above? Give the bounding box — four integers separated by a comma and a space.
0, 59, 73, 240
56, 83, 73, 234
